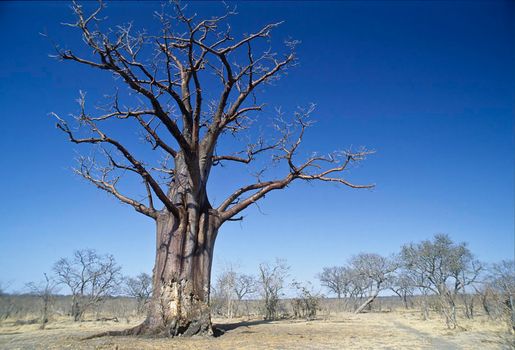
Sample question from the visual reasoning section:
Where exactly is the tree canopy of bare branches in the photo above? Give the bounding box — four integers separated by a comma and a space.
51, 0, 372, 336
400, 234, 481, 329
318, 266, 353, 300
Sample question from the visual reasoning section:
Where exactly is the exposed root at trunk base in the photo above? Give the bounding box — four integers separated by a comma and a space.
80, 322, 145, 340
80, 319, 213, 340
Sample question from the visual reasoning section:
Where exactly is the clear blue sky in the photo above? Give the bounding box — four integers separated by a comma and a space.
0, 1, 513, 293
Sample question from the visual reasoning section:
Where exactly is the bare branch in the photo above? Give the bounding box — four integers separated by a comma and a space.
53, 2, 371, 228
52, 103, 179, 218
218, 106, 373, 221
74, 155, 157, 219
58, 3, 192, 156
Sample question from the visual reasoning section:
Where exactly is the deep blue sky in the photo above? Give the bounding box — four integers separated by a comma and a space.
0, 1, 513, 293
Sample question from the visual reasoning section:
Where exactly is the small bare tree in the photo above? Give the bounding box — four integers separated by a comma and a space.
26, 273, 59, 329
318, 266, 352, 300
53, 249, 121, 321
234, 274, 256, 301
123, 273, 152, 315
390, 270, 415, 309
258, 259, 289, 320
488, 260, 515, 332
213, 265, 257, 318
458, 259, 483, 319
351, 253, 398, 314
233, 273, 257, 317
213, 267, 237, 318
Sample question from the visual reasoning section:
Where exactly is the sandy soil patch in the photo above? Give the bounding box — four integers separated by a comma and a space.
0, 312, 511, 349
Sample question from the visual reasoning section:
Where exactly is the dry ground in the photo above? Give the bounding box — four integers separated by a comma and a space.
0, 310, 512, 349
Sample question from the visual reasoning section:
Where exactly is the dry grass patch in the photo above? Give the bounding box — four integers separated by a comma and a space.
0, 311, 512, 349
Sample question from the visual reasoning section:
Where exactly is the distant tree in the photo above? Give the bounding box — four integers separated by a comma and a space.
234, 274, 257, 302
488, 260, 515, 331
0, 281, 17, 321
350, 253, 398, 314
458, 259, 483, 319
318, 266, 352, 299
123, 273, 152, 315
212, 264, 257, 318
258, 259, 289, 320
390, 270, 415, 309
291, 281, 321, 320
53, 249, 121, 321
401, 234, 477, 329
213, 267, 237, 318
26, 273, 59, 329
233, 273, 257, 317
51, 0, 372, 337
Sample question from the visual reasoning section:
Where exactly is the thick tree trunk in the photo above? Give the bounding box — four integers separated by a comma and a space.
83, 154, 223, 340
134, 152, 221, 337
132, 207, 219, 337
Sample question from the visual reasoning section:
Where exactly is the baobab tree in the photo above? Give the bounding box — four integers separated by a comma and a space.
51, 1, 372, 337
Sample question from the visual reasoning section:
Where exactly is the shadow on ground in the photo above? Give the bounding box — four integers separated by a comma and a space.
213, 319, 273, 337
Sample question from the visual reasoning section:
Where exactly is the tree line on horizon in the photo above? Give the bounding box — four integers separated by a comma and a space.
211, 233, 514, 331
1, 233, 512, 333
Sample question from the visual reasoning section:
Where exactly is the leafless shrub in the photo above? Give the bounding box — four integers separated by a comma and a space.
291, 281, 322, 320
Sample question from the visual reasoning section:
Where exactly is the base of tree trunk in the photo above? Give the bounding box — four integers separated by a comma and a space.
81, 317, 213, 340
